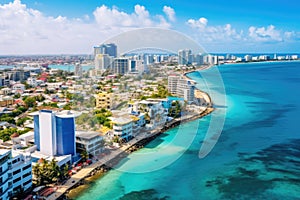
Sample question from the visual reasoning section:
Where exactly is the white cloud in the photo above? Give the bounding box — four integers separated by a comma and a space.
186, 17, 300, 46
187, 17, 242, 42
163, 6, 175, 22
187, 17, 208, 29
0, 1, 171, 54
248, 25, 283, 42
93, 4, 169, 28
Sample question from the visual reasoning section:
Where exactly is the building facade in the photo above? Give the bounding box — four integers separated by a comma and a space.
74, 63, 83, 77
94, 43, 117, 58
113, 58, 129, 75
75, 131, 104, 156
178, 49, 192, 65
168, 75, 195, 103
0, 149, 32, 200
95, 92, 114, 110
94, 54, 113, 71
33, 110, 80, 157
110, 117, 133, 141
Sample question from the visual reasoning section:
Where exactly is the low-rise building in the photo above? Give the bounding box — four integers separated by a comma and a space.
95, 92, 113, 110
109, 116, 133, 141
0, 96, 14, 107
76, 131, 104, 157
12, 83, 25, 93
138, 100, 168, 129
0, 88, 11, 95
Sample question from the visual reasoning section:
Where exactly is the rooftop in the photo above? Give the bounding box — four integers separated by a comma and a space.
76, 131, 102, 140
110, 116, 132, 125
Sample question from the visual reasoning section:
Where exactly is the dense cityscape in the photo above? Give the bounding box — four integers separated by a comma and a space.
1, 39, 300, 199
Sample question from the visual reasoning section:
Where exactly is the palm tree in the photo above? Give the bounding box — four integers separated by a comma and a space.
80, 150, 89, 162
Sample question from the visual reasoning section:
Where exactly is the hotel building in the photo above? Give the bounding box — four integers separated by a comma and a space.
32, 110, 81, 158
168, 75, 195, 104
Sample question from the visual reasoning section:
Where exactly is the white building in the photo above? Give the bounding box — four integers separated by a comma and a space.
76, 131, 104, 156
12, 83, 25, 92
109, 116, 133, 141
0, 88, 11, 95
138, 100, 168, 129
46, 82, 63, 90
74, 63, 83, 77
244, 55, 252, 62
168, 75, 195, 103
178, 49, 192, 65
94, 54, 113, 71
0, 149, 32, 199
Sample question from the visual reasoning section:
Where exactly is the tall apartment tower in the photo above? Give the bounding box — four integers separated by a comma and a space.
74, 63, 83, 77
94, 54, 113, 71
33, 110, 80, 157
94, 43, 117, 58
178, 49, 192, 65
113, 58, 129, 75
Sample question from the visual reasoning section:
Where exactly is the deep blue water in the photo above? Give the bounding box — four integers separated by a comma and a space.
76, 61, 300, 200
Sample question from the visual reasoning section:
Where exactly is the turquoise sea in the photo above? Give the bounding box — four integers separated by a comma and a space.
48, 65, 94, 72
0, 65, 94, 72
76, 61, 300, 200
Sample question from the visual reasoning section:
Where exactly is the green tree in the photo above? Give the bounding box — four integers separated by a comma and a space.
24, 96, 36, 108
32, 158, 67, 186
80, 151, 89, 162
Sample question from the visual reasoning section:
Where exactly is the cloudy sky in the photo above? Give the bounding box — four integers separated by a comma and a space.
0, 0, 299, 55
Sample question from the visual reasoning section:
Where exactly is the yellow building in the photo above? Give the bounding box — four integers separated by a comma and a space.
0, 96, 14, 107
95, 92, 113, 109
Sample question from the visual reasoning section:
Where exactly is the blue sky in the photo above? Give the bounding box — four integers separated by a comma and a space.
0, 0, 299, 54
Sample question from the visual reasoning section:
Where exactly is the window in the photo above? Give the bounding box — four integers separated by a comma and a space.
12, 169, 21, 175
13, 177, 21, 184
22, 171, 31, 178
22, 164, 31, 171
23, 179, 31, 187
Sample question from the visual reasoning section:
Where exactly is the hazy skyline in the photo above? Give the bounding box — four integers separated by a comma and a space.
0, 0, 299, 55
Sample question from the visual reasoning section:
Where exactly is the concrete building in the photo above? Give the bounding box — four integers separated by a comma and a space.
178, 49, 192, 65
0, 95, 13, 107
94, 54, 113, 71
95, 92, 114, 110
193, 54, 204, 66
32, 110, 81, 157
75, 131, 104, 156
109, 116, 133, 141
0, 88, 11, 95
138, 100, 168, 129
113, 58, 129, 75
94, 43, 117, 58
12, 83, 25, 93
168, 75, 195, 103
74, 63, 83, 77
0, 149, 32, 199
244, 55, 252, 62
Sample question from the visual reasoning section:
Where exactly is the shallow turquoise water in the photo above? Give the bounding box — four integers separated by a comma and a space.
48, 65, 94, 72
76, 61, 300, 200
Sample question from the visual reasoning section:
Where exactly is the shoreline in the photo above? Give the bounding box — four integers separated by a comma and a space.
220, 59, 300, 66
46, 67, 215, 200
